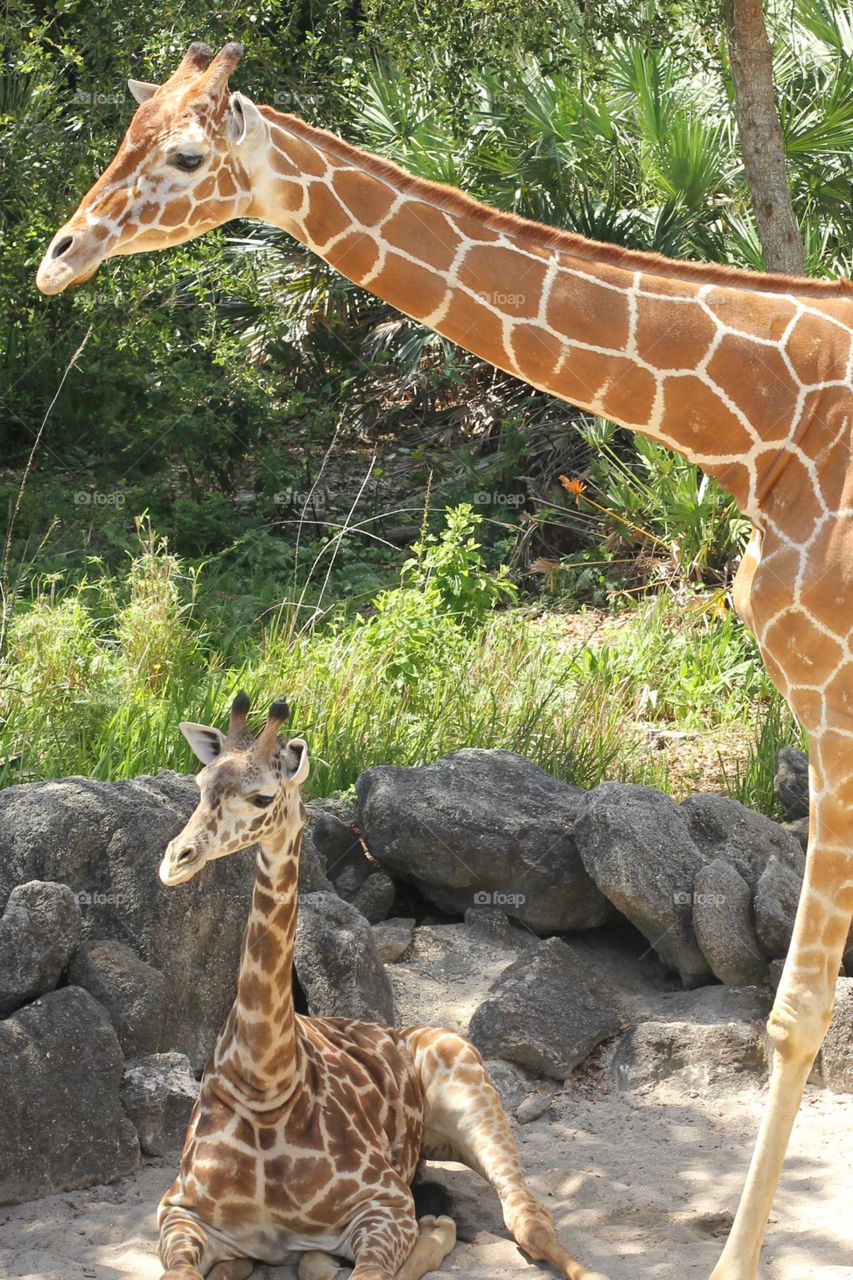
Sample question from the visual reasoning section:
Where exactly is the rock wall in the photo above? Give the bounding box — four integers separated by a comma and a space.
1, 743, 850, 1208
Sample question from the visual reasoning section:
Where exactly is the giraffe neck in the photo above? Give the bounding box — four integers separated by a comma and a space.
246, 108, 851, 522
214, 808, 304, 1104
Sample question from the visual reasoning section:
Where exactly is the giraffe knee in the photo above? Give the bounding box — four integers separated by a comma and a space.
766, 983, 834, 1066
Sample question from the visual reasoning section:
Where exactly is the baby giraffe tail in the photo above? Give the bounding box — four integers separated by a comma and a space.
402, 1027, 608, 1280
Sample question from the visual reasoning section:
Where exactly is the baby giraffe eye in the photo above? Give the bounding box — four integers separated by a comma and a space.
171, 153, 204, 172
249, 794, 275, 809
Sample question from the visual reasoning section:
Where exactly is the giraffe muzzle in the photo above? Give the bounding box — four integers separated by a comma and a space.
159, 839, 204, 886
35, 227, 105, 296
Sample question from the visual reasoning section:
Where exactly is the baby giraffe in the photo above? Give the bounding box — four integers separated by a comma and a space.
157, 692, 606, 1280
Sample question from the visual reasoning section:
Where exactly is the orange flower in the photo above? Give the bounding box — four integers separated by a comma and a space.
559, 474, 587, 497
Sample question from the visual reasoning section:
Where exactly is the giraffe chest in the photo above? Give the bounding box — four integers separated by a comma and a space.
159, 1019, 424, 1263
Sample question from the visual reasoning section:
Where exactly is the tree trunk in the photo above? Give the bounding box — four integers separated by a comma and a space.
723, 0, 806, 276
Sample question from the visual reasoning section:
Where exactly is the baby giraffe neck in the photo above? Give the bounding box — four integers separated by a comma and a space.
215, 807, 305, 1103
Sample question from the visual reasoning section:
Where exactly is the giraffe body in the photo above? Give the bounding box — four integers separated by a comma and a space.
35, 44, 853, 1280
156, 694, 602, 1280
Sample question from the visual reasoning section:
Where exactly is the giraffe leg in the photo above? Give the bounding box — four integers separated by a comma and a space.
158, 1207, 242, 1280
346, 1195, 420, 1280
395, 1215, 457, 1279
403, 1027, 607, 1280
710, 749, 853, 1280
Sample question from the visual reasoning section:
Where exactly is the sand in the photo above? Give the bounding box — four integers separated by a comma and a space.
1, 921, 851, 1280
1, 1077, 851, 1280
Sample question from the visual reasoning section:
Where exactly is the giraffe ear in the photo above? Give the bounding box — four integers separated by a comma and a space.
282, 737, 309, 785
226, 91, 265, 147
179, 721, 226, 765
128, 79, 160, 105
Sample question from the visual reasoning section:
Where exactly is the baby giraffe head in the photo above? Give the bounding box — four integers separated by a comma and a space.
160, 691, 309, 887
36, 41, 270, 296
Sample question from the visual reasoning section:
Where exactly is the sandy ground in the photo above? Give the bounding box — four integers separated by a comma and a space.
1, 923, 851, 1280
1, 1080, 850, 1280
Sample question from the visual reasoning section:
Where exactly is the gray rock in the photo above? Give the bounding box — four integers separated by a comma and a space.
294, 891, 395, 1025
308, 801, 363, 888
692, 859, 768, 986
611, 1019, 767, 1090
463, 906, 516, 946
774, 747, 809, 819
680, 792, 803, 893
782, 817, 809, 853
351, 871, 396, 923
516, 1092, 553, 1124
0, 772, 328, 1071
468, 937, 625, 1080
296, 825, 335, 895
120, 1052, 199, 1156
754, 854, 804, 959
357, 749, 612, 935
372, 917, 416, 963
0, 880, 81, 1015
483, 1059, 539, 1112
657, 982, 772, 1025
574, 783, 711, 987
67, 939, 166, 1058
818, 978, 853, 1093
0, 986, 139, 1203
388, 922, 531, 1034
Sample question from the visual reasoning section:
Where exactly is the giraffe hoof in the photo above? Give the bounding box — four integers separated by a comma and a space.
419, 1214, 456, 1254
298, 1251, 343, 1280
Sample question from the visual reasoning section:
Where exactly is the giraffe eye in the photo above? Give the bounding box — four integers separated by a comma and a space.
249, 794, 274, 809
171, 153, 204, 172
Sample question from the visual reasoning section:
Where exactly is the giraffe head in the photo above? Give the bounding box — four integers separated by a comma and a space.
36, 41, 270, 296
160, 691, 309, 886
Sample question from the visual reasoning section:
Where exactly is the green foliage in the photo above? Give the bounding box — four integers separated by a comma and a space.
721, 694, 807, 816
579, 421, 750, 586
402, 504, 517, 626
0, 520, 790, 811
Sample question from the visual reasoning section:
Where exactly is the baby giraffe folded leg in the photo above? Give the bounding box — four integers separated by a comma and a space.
396, 1215, 457, 1280
298, 1215, 455, 1280
298, 1253, 343, 1280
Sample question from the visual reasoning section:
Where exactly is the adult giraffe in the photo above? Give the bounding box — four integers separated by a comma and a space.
36, 41, 853, 1280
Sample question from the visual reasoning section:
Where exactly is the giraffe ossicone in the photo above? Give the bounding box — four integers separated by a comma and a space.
36, 42, 853, 1280
156, 691, 605, 1280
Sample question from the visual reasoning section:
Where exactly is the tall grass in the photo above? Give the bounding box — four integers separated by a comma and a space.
0, 518, 799, 811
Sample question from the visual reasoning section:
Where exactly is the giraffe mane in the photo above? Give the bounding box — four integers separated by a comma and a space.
263, 107, 853, 303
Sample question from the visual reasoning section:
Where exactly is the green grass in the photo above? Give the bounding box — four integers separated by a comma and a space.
0, 515, 804, 814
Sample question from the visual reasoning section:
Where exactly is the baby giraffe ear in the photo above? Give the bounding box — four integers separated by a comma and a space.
128, 79, 160, 105
179, 721, 226, 765
282, 737, 309, 786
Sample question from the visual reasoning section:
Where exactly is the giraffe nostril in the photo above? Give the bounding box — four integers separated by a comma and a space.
175, 845, 197, 865
52, 235, 73, 259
